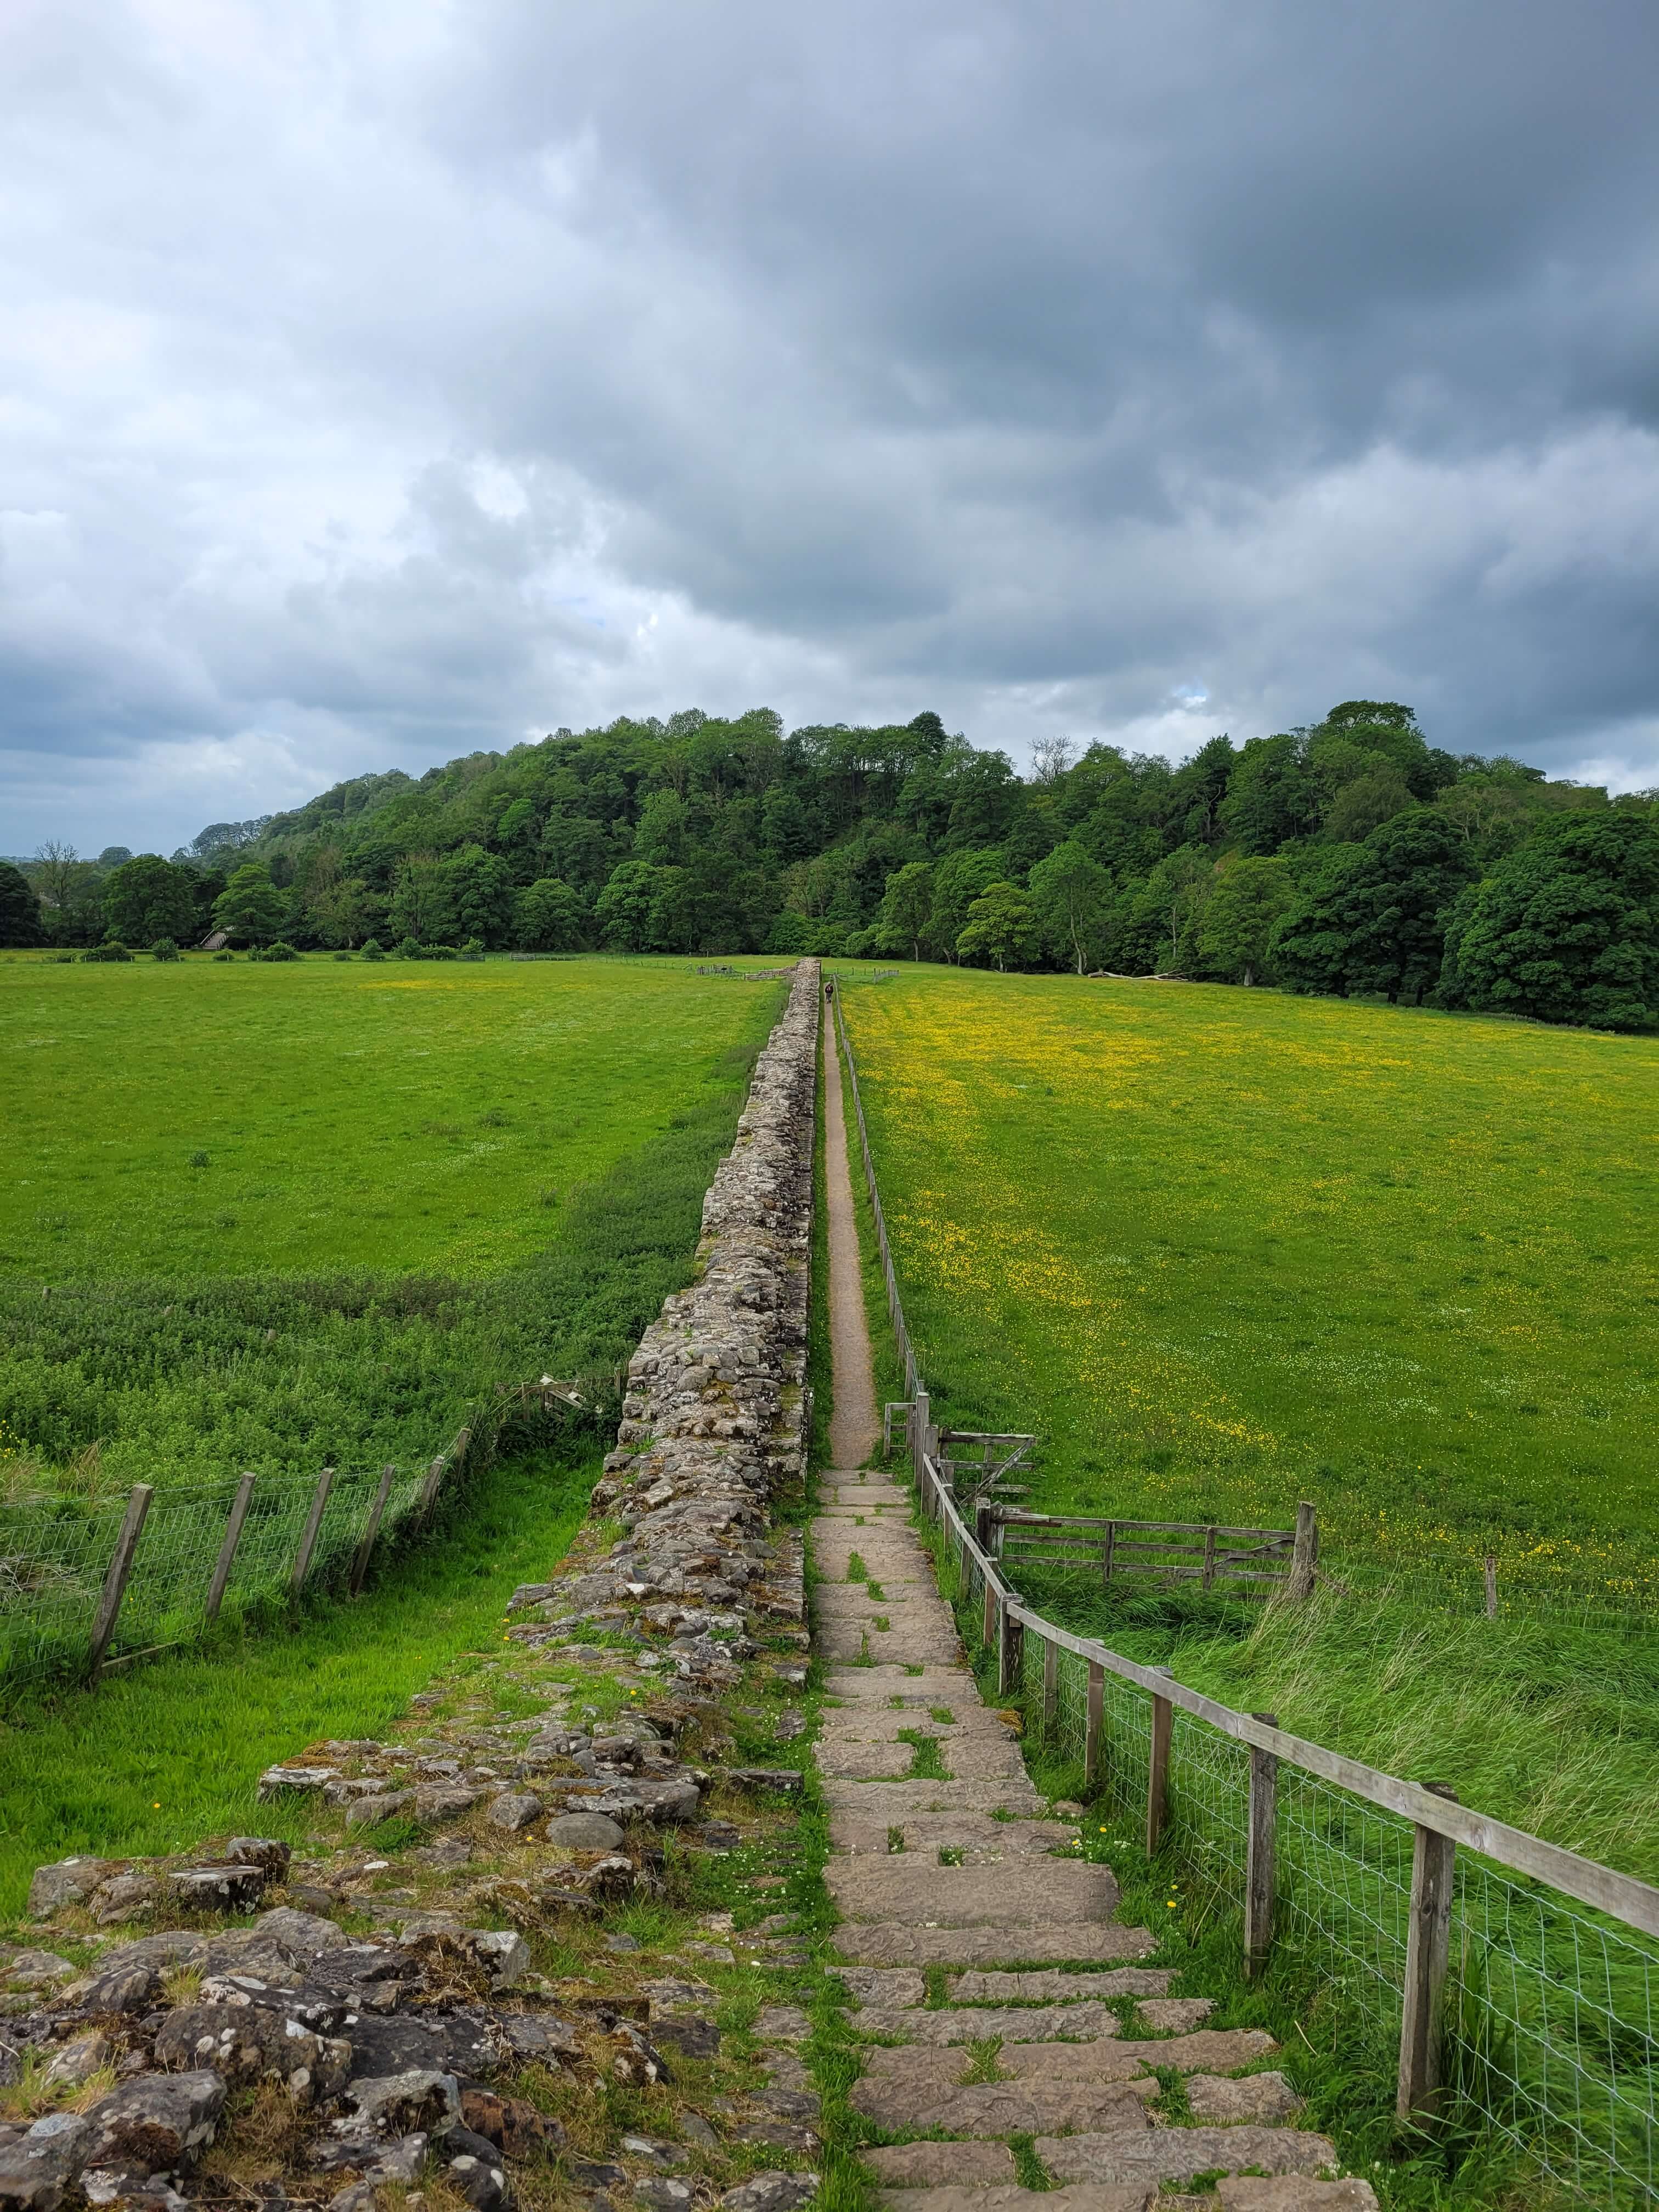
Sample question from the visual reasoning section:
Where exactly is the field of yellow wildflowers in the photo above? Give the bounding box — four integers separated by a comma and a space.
841, 964, 1658, 1609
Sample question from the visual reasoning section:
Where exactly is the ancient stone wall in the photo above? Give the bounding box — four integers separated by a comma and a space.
509, 957, 820, 1692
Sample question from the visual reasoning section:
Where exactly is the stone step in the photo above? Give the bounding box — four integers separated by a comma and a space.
852, 2072, 1158, 2136
819, 1742, 1032, 1784
833, 1922, 1154, 1967
823, 1668, 977, 1699
860, 2031, 1277, 2079
871, 2189, 1154, 2212
1037, 2129, 1339, 2191
819, 1628, 965, 1663
860, 2144, 1018, 2190
830, 1813, 1076, 1860
950, 1968, 1174, 2002
819, 1712, 1019, 1746
856, 2002, 1126, 2045
822, 1780, 1046, 1817
834, 1966, 929, 2007
827, 1857, 1119, 1926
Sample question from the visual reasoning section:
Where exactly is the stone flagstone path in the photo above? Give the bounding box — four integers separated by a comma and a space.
810, 1005, 1376, 2212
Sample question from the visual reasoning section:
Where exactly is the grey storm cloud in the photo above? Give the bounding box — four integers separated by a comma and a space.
2, 0, 1658, 852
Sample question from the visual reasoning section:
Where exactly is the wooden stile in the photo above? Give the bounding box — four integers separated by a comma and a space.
88, 1483, 154, 1681
205, 1472, 257, 1623
1244, 1710, 1278, 1976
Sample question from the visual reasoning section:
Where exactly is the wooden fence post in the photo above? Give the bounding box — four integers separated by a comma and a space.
1286, 1502, 1319, 1600
1244, 1711, 1279, 1977
1084, 1660, 1104, 1790
981, 1572, 997, 1651
1102, 1520, 1116, 1585
1397, 1784, 1459, 2122
88, 1484, 154, 1680
417, 1455, 448, 1520
290, 1467, 336, 1600
205, 1472, 257, 1623
1483, 1556, 1498, 1620
998, 1599, 1023, 1698
913, 1389, 930, 1485
349, 1464, 397, 1597
1146, 1666, 1175, 1855
1042, 1636, 1058, 1736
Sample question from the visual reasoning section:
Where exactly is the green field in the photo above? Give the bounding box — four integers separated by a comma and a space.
1, 955, 780, 1279
842, 964, 1658, 1592
839, 966, 1659, 1874
0, 957, 785, 1499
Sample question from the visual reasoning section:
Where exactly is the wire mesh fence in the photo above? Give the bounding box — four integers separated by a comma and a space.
0, 1441, 466, 1701
1012, 1618, 1658, 2209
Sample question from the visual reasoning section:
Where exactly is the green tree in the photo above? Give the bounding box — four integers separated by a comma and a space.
1271, 811, 1477, 1003
1323, 765, 1414, 842
212, 861, 290, 946
387, 855, 458, 946
516, 876, 586, 951
956, 881, 1037, 970
104, 855, 199, 948
874, 862, 934, 960
1195, 857, 1295, 984
1029, 839, 1109, 974
0, 862, 46, 946
1444, 813, 1659, 1032
1218, 733, 1320, 855
927, 849, 1005, 961
442, 843, 515, 946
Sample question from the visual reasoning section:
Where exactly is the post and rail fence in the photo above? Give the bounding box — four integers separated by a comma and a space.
830, 983, 1659, 2210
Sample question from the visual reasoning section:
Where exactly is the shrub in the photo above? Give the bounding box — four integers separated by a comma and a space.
263, 941, 300, 962
424, 944, 458, 961
53, 952, 75, 964
360, 939, 386, 961
81, 940, 133, 963
396, 935, 422, 960
212, 951, 235, 962
189, 1150, 209, 1169
460, 938, 485, 960
150, 938, 181, 962
332, 949, 353, 961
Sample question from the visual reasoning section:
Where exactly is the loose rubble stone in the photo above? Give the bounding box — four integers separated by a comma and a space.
0, 2112, 96, 2212
2, 1954, 76, 1993
27, 1860, 121, 1918
80, 2070, 227, 2174
754, 2004, 811, 2041
345, 1792, 415, 1830
338, 2069, 461, 2137
224, 1838, 292, 1877
154, 2004, 352, 2104
720, 2174, 820, 2212
40, 2033, 111, 2089
486, 1793, 543, 1832
167, 1866, 267, 1911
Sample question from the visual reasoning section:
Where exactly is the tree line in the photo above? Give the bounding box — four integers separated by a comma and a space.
5, 701, 1656, 1029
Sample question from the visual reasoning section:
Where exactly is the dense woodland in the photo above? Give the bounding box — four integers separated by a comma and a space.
6, 701, 1658, 1028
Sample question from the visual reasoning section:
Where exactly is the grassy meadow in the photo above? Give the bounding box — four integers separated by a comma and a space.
840, 964, 1658, 1594
0, 956, 785, 1494
837, 965, 1659, 1875
1, 955, 780, 1279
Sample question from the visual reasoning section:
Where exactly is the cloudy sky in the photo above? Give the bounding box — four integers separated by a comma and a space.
4, 0, 1658, 855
